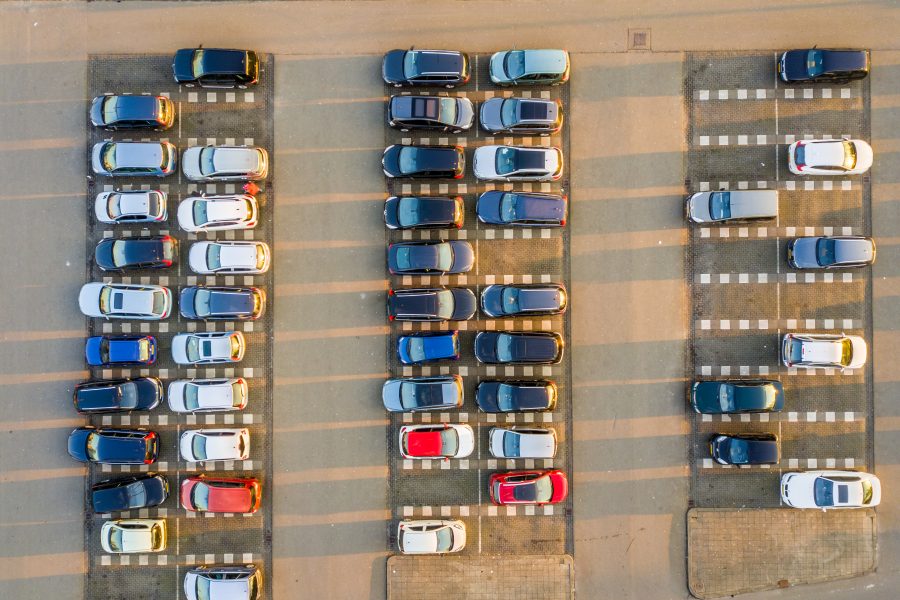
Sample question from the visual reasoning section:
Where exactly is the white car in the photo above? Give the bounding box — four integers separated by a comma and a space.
182, 146, 269, 182
100, 518, 166, 553
189, 241, 271, 274
184, 565, 262, 600
473, 145, 563, 182
95, 190, 167, 223
168, 378, 249, 413
78, 283, 172, 320
787, 139, 873, 176
92, 141, 177, 177
398, 424, 475, 459
171, 331, 246, 365
177, 195, 258, 232
781, 333, 867, 371
397, 519, 466, 554
180, 428, 250, 462
489, 427, 557, 459
781, 470, 881, 509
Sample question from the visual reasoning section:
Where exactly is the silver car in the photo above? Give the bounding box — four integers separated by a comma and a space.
687, 190, 778, 223
94, 190, 167, 223
91, 142, 177, 177
488, 427, 557, 459
182, 146, 268, 182
184, 565, 262, 600
489, 49, 570, 86
479, 97, 562, 135
167, 378, 249, 413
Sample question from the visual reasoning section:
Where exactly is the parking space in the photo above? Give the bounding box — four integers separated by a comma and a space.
83, 54, 274, 598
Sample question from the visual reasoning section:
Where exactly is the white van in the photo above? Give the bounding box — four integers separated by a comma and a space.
687, 190, 778, 223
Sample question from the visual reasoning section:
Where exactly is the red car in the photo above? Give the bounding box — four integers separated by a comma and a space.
180, 475, 261, 514
489, 469, 568, 506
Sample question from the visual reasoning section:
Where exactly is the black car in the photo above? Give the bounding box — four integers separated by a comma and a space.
382, 375, 464, 412
388, 95, 475, 133
382, 145, 465, 179
384, 196, 465, 230
691, 380, 785, 414
90, 95, 175, 130
94, 236, 177, 271
476, 380, 557, 413
710, 433, 780, 466
474, 332, 564, 364
388, 288, 477, 322
67, 427, 158, 465
74, 377, 163, 414
172, 48, 259, 88
91, 474, 169, 513
479, 97, 562, 135
387, 241, 474, 275
481, 284, 567, 318
778, 49, 869, 84
179, 286, 265, 320
476, 191, 567, 227
382, 49, 470, 88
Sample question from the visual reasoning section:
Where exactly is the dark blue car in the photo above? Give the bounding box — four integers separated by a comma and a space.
778, 49, 869, 84
85, 335, 157, 367
172, 48, 259, 88
476, 380, 557, 413
710, 434, 780, 465
179, 286, 265, 320
94, 236, 177, 271
382, 49, 469, 88
74, 377, 162, 414
691, 380, 784, 414
480, 284, 567, 318
382, 145, 465, 179
398, 331, 460, 365
91, 474, 169, 513
67, 427, 158, 465
474, 331, 564, 364
387, 241, 474, 275
384, 196, 464, 230
388, 288, 477, 322
476, 191, 567, 226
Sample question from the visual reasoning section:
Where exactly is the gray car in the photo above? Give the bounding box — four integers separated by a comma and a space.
91, 142, 177, 177
489, 49, 570, 86
787, 236, 875, 269
480, 97, 562, 135
388, 95, 474, 133
687, 190, 778, 223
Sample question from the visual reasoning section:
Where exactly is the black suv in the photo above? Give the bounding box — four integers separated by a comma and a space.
778, 49, 869, 84
90, 95, 175, 131
94, 236, 177, 271
382, 145, 465, 179
382, 49, 470, 88
388, 288, 476, 322
173, 48, 259, 88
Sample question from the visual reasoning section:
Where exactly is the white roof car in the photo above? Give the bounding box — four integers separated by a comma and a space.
687, 190, 778, 223
91, 141, 177, 177
178, 195, 258, 232
168, 378, 249, 413
95, 190, 167, 223
489, 427, 557, 459
473, 145, 562, 181
781, 470, 881, 509
781, 333, 867, 371
182, 146, 269, 182
171, 331, 246, 365
184, 565, 262, 600
788, 139, 873, 176
180, 428, 250, 462
79, 283, 172, 320
189, 241, 271, 274
398, 424, 475, 459
397, 520, 466, 554
100, 518, 166, 553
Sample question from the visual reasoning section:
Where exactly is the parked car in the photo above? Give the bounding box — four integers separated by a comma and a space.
398, 331, 460, 365
184, 565, 263, 600
172, 331, 246, 365
475, 331, 564, 364
90, 94, 174, 130
397, 520, 466, 554
85, 335, 157, 367
180, 428, 250, 462
787, 236, 876, 269
91, 141, 176, 177
182, 146, 268, 181
79, 282, 172, 320
778, 49, 869, 84
489, 427, 557, 459
686, 190, 778, 223
781, 333, 867, 370
382, 49, 470, 88
781, 470, 881, 509
710, 433, 779, 465
690, 380, 784, 414
173, 48, 259, 88
479, 97, 562, 135
179, 286, 265, 321
100, 519, 167, 554
382, 145, 465, 179
382, 375, 464, 412
74, 377, 163, 414
91, 474, 169, 513
399, 424, 475, 459
388, 95, 474, 132
94, 236, 177, 271
181, 475, 261, 514
473, 145, 563, 181
476, 191, 567, 227
384, 196, 464, 230
480, 284, 567, 317
177, 194, 259, 232
476, 380, 557, 413
787, 139, 873, 176
489, 470, 568, 505
94, 189, 167, 224
489, 49, 570, 86
188, 241, 271, 274
387, 240, 474, 275
388, 288, 476, 322
67, 427, 158, 465
168, 378, 249, 413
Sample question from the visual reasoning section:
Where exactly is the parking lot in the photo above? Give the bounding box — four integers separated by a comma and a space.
384, 53, 574, 556
82, 54, 274, 598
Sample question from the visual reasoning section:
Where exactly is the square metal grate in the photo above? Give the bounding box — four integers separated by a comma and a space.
628, 28, 651, 50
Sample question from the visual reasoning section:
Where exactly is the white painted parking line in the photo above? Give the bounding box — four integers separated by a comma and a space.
696, 318, 861, 331
697, 272, 857, 284
694, 133, 853, 147
696, 180, 855, 191
695, 88, 857, 101
695, 225, 858, 239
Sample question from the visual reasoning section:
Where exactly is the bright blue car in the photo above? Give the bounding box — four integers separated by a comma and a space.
397, 331, 460, 365
85, 335, 157, 367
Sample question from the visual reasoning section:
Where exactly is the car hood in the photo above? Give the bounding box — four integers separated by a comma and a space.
68, 429, 91, 461
173, 49, 195, 80
456, 98, 475, 128
449, 288, 476, 321
181, 147, 203, 179
382, 145, 402, 176
687, 193, 713, 222
382, 49, 407, 83
89, 96, 105, 126
448, 241, 474, 273
85, 336, 104, 365
848, 336, 867, 369
789, 237, 819, 268
78, 283, 105, 317
382, 380, 404, 411
474, 333, 499, 362
473, 146, 499, 178
489, 52, 511, 82
781, 50, 809, 80
852, 140, 874, 171
479, 98, 504, 131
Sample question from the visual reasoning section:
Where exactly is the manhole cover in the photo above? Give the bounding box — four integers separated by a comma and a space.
628, 28, 651, 50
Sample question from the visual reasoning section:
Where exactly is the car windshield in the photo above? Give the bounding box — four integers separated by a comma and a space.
500, 193, 519, 222
102, 96, 120, 123
194, 290, 212, 315
406, 338, 427, 363
814, 477, 834, 507
794, 144, 806, 167
108, 528, 124, 552
158, 144, 170, 169
842, 141, 857, 170
99, 287, 112, 314
232, 382, 245, 407
86, 433, 100, 461
504, 51, 526, 79
439, 98, 458, 123
495, 147, 518, 175
439, 428, 459, 456
200, 147, 217, 176
119, 382, 138, 409
256, 245, 267, 269
191, 482, 210, 510
515, 476, 552, 502
111, 242, 129, 267
398, 148, 419, 174
497, 384, 516, 411
496, 334, 515, 363
196, 578, 212, 600
840, 339, 853, 366
206, 244, 222, 270
184, 385, 200, 410
501, 99, 518, 126
186, 337, 202, 362
192, 435, 208, 460
709, 192, 731, 220
788, 340, 803, 364
403, 51, 421, 77
728, 440, 749, 463
816, 238, 837, 266
101, 144, 117, 171
230, 335, 242, 359
126, 481, 148, 508
501, 288, 520, 313
192, 49, 206, 75
806, 49, 825, 77
434, 528, 453, 552
193, 201, 209, 226
436, 291, 454, 320
152, 291, 167, 315
398, 199, 423, 228
861, 480, 873, 505
717, 384, 735, 412
503, 432, 521, 457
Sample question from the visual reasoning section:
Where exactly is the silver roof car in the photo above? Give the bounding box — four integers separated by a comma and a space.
687, 190, 778, 223
182, 146, 268, 182
91, 142, 176, 176
184, 565, 262, 600
489, 49, 570, 85
95, 190, 167, 223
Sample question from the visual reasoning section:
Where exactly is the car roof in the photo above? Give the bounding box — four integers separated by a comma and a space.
116, 191, 155, 216
512, 147, 550, 170
798, 337, 845, 363
522, 49, 568, 74
821, 49, 868, 72
197, 48, 252, 74
105, 95, 161, 120
211, 147, 260, 174
804, 141, 846, 167
113, 143, 164, 168
411, 50, 464, 74
514, 98, 557, 123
